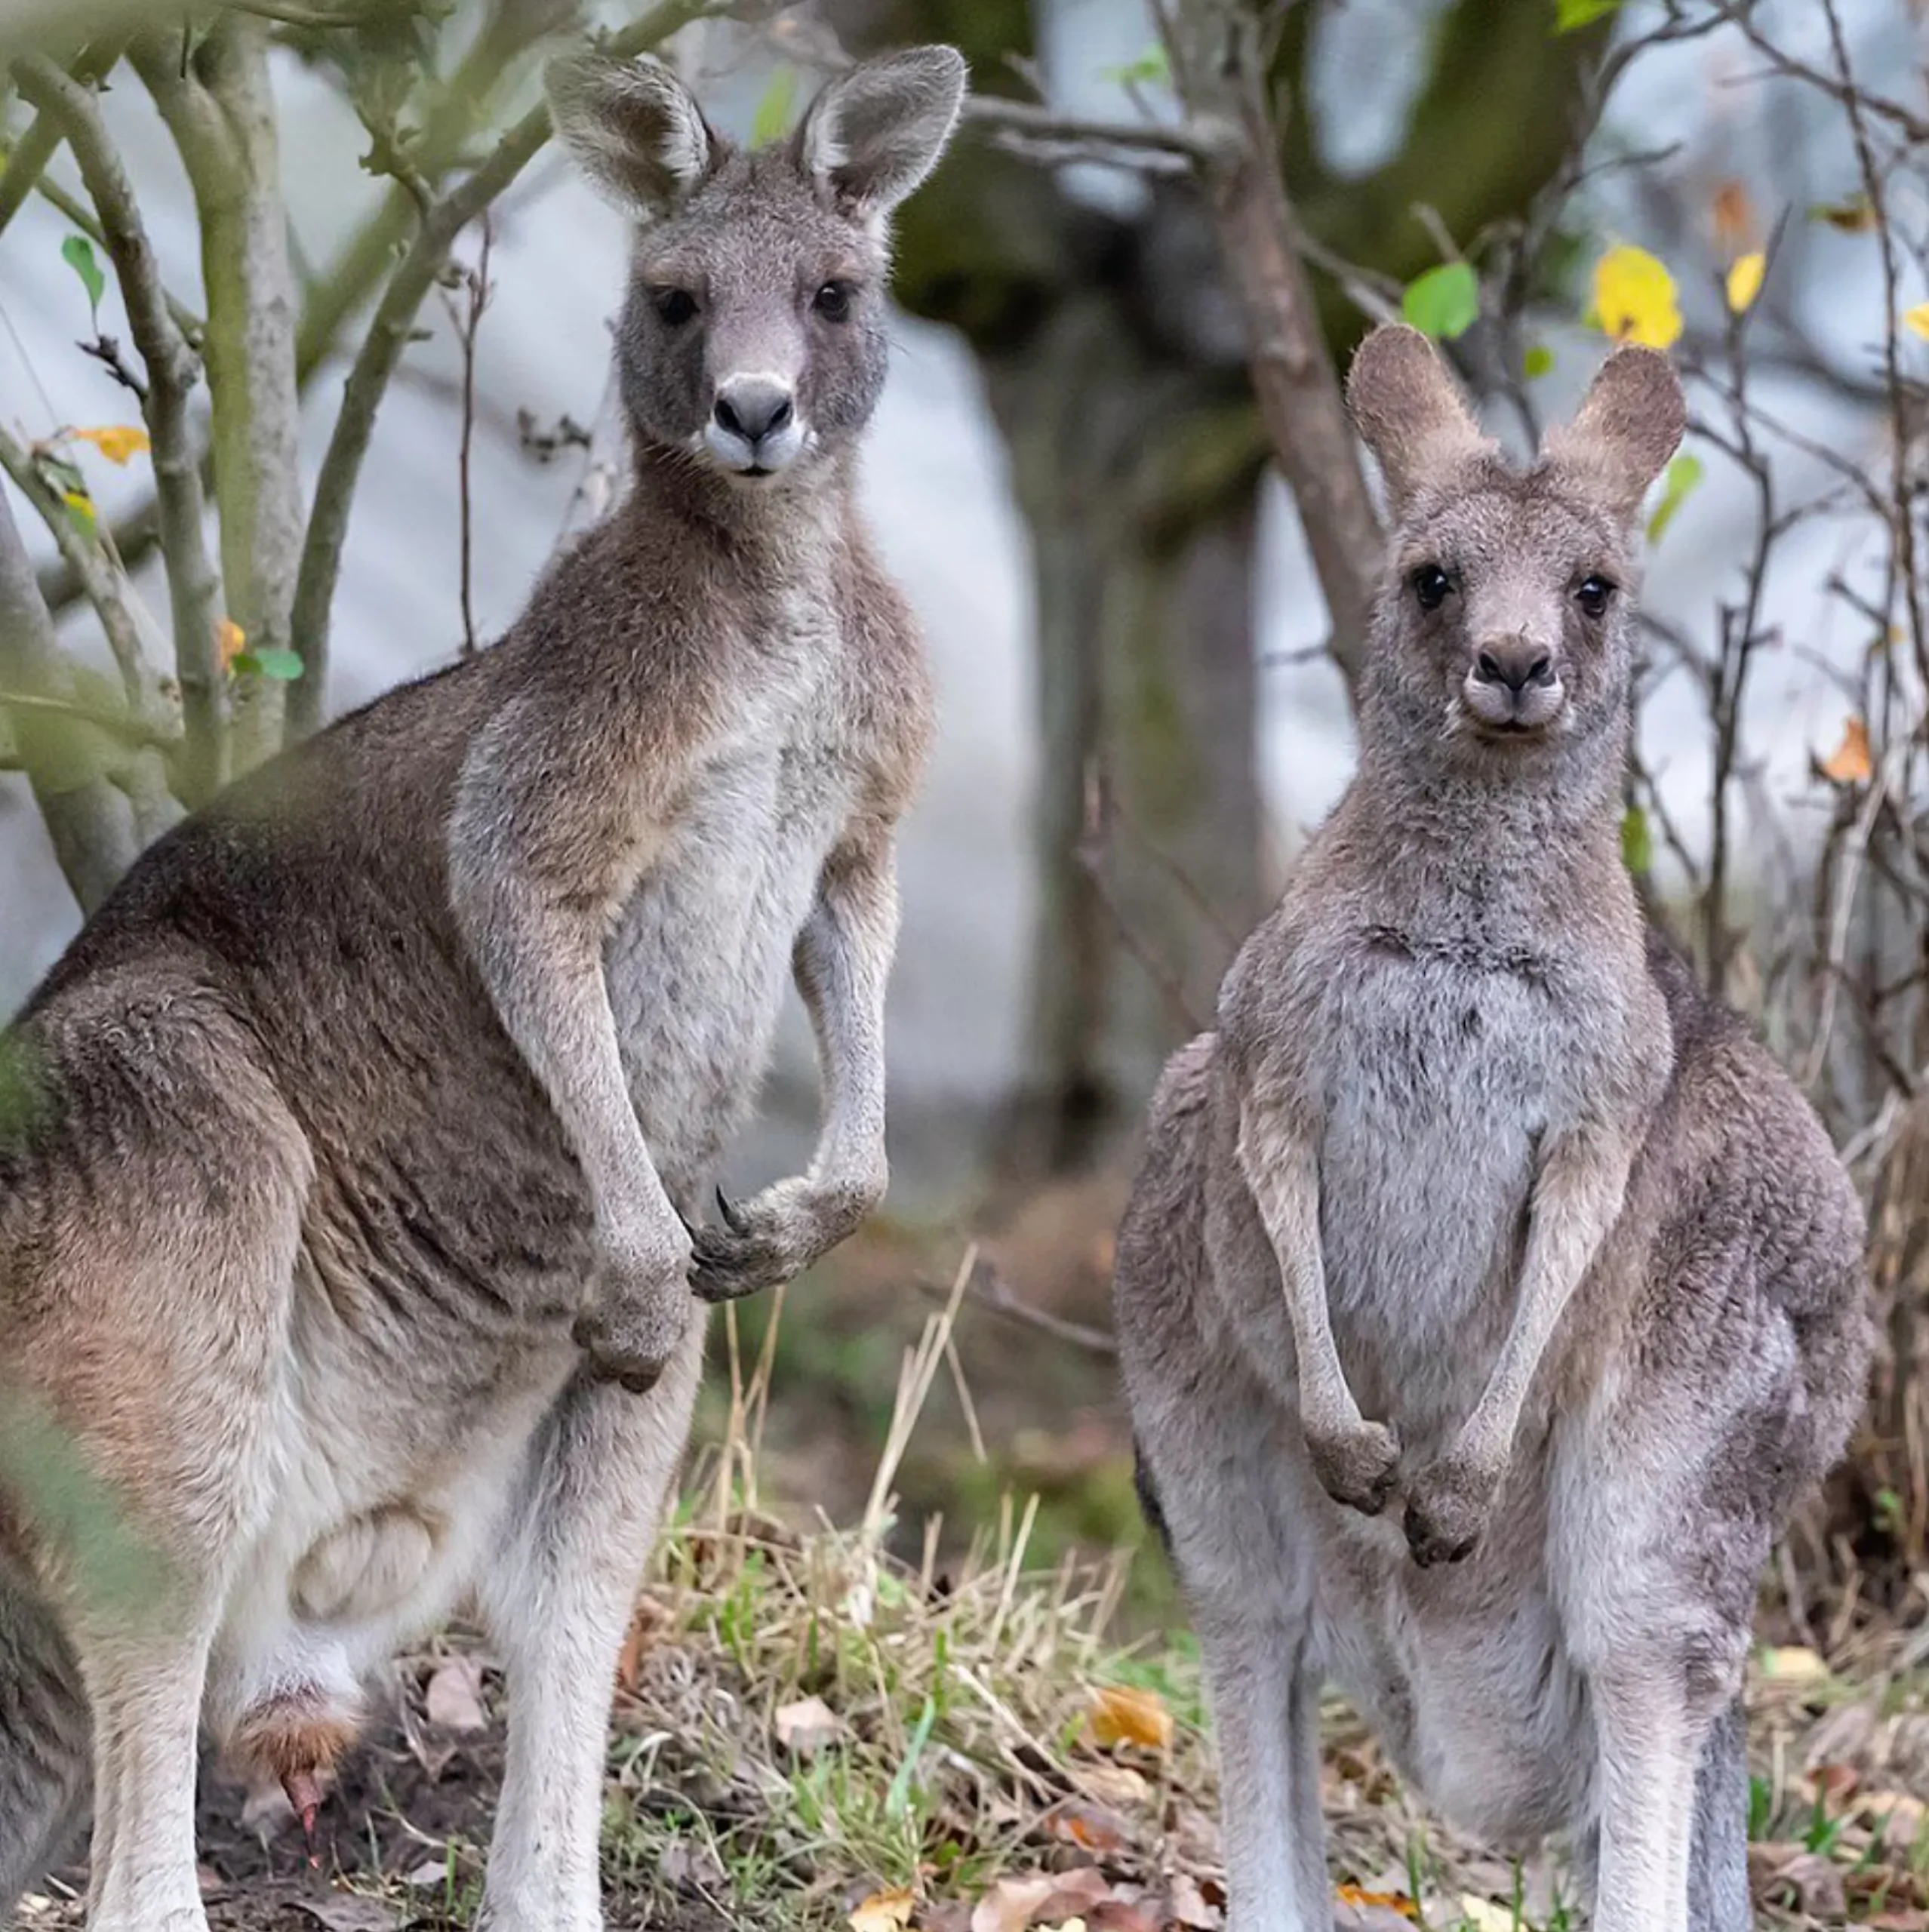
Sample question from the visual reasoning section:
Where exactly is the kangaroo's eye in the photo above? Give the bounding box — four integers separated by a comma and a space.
813, 281, 854, 322
1575, 574, 1615, 620
653, 288, 697, 327
1411, 565, 1454, 612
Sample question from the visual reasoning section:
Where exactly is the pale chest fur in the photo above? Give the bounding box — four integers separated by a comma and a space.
602, 586, 900, 1192
1284, 907, 1647, 1455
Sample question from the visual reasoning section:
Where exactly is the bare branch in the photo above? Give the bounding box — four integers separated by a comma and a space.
0, 481, 139, 909
14, 50, 229, 800
0, 34, 123, 238
135, 15, 305, 769
288, 0, 745, 737
0, 426, 173, 737
1156, 0, 1383, 694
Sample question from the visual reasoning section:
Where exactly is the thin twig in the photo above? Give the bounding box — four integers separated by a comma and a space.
451, 213, 493, 657
14, 51, 227, 800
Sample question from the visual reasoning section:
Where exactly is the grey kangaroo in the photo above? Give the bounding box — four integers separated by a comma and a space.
1114, 325, 1869, 1932
0, 40, 964, 1932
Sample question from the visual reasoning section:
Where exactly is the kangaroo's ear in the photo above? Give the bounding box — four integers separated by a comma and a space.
1345, 323, 1494, 518
544, 51, 725, 219
1540, 343, 1687, 525
794, 45, 967, 232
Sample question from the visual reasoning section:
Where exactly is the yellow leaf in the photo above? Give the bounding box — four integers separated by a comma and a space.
848, 1886, 915, 1932
1088, 1683, 1172, 1752
1457, 1899, 1517, 1932
1726, 251, 1765, 314
1337, 1885, 1420, 1919
217, 618, 247, 672
1817, 719, 1872, 787
1905, 302, 1929, 341
60, 489, 95, 526
70, 424, 151, 465
1761, 1642, 1833, 1681
1592, 245, 1683, 349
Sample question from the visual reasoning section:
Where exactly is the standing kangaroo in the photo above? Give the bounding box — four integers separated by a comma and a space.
0, 41, 964, 1932
1114, 325, 1869, 1932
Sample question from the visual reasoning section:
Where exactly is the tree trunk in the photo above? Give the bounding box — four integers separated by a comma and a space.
984, 294, 1263, 1174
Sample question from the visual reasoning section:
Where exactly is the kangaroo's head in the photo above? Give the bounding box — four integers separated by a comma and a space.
1345, 323, 1684, 781
546, 43, 966, 486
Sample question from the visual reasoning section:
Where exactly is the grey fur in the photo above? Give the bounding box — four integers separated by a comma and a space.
0, 43, 964, 1932
1113, 325, 1869, 1932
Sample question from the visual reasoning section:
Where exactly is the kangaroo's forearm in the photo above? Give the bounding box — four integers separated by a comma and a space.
791, 835, 897, 1217
1236, 1103, 1356, 1435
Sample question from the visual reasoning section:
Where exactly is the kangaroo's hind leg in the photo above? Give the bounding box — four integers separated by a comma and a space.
473, 1310, 707, 1932
2, 984, 312, 1930
0, 1558, 90, 1910
1686, 1695, 1749, 1932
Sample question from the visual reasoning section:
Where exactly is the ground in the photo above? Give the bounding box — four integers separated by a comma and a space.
11, 1222, 1928, 1932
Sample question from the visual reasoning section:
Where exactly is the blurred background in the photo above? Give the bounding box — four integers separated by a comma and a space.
2, 0, 1924, 1628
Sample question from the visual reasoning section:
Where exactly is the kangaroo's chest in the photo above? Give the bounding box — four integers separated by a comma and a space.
1309, 926, 1586, 1436
603, 611, 872, 1180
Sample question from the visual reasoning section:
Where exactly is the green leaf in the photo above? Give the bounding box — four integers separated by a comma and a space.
232, 648, 304, 681
60, 234, 104, 318
750, 67, 796, 147
1401, 261, 1479, 340
1522, 344, 1555, 380
884, 1694, 938, 1820
1645, 451, 1704, 546
1620, 801, 1653, 875
1554, 0, 1624, 29
1102, 45, 1170, 87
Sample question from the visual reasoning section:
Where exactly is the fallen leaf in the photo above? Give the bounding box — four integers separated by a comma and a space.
217, 618, 248, 672
776, 1694, 843, 1756
404, 1862, 451, 1889
424, 1654, 488, 1732
1865, 1789, 1928, 1841
292, 1898, 402, 1932
1164, 1874, 1221, 1930
1073, 1763, 1149, 1809
1088, 1684, 1172, 1752
1457, 1899, 1517, 1932
1866, 1912, 1929, 1930
1725, 251, 1765, 314
1038, 1797, 1131, 1855
971, 1869, 1111, 1932
70, 424, 150, 465
1592, 243, 1682, 349
1749, 1844, 1847, 1917
851, 1887, 917, 1932
1817, 720, 1873, 786
1085, 1903, 1159, 1932
1906, 302, 1929, 342
1336, 1887, 1418, 1921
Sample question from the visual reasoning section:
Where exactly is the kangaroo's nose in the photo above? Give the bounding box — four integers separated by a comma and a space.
713, 378, 795, 445
1473, 638, 1555, 693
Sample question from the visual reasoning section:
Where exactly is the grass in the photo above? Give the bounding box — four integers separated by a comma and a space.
14, 1254, 1929, 1932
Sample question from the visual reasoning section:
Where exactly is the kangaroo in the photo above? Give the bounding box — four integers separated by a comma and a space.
0, 40, 964, 1932
1113, 325, 1870, 1932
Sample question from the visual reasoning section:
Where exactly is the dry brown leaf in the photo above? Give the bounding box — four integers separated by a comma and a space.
1749, 1844, 1847, 1918
971, 1869, 1111, 1932
1088, 1684, 1172, 1752
775, 1694, 843, 1756
423, 1655, 488, 1733
850, 1887, 918, 1932
1818, 718, 1874, 786
1038, 1798, 1131, 1855
1164, 1873, 1220, 1930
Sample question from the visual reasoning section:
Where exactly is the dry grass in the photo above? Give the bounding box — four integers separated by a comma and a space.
13, 1256, 1929, 1932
